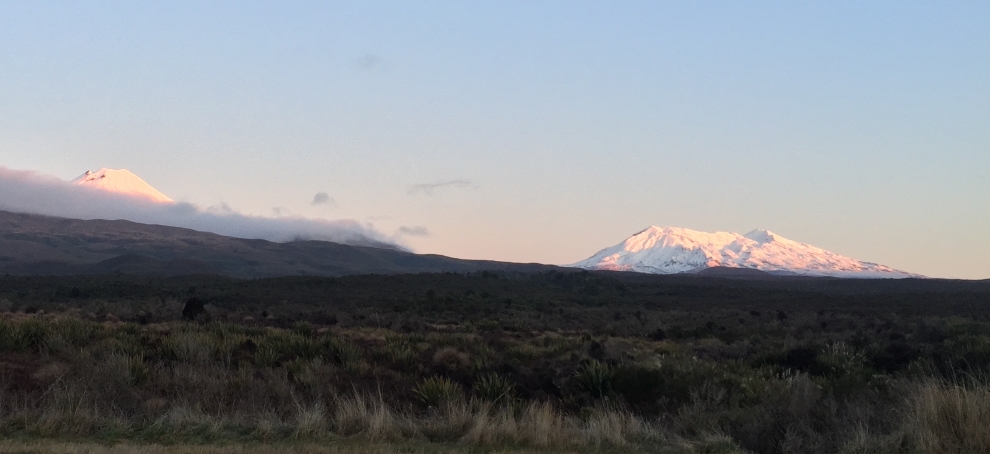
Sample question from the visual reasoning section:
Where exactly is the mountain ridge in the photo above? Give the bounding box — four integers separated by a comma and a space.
571, 226, 918, 278
0, 210, 555, 278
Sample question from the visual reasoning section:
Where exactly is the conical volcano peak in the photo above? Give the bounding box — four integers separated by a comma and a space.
72, 168, 174, 203
572, 226, 920, 278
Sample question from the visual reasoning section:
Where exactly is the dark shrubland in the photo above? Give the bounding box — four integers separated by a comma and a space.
0, 271, 989, 452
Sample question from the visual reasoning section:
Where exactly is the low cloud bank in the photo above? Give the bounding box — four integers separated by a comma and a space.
0, 167, 399, 249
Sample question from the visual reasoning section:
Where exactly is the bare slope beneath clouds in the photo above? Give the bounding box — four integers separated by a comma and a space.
0, 210, 555, 278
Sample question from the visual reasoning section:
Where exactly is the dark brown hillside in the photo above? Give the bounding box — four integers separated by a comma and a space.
0, 210, 556, 278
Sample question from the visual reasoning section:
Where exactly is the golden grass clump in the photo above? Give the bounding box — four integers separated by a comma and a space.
906, 379, 990, 454
332, 393, 406, 440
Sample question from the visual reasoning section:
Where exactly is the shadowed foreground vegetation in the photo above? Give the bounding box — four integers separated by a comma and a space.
0, 271, 989, 453
0, 440, 651, 454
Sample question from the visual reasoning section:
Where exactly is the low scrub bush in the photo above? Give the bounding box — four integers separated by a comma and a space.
0, 293, 986, 452
413, 376, 463, 409
473, 373, 515, 405
575, 360, 614, 400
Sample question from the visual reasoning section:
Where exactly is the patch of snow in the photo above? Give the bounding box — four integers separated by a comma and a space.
570, 226, 920, 279
72, 168, 174, 203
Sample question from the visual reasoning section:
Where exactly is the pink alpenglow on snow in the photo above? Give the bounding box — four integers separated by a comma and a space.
571, 226, 920, 278
72, 168, 174, 203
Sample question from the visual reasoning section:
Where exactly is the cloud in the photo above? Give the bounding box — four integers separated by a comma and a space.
0, 166, 399, 249
397, 225, 430, 237
311, 192, 338, 207
206, 202, 235, 215
407, 179, 473, 196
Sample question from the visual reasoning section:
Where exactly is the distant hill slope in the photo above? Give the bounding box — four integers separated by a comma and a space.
694, 266, 778, 279
0, 210, 554, 278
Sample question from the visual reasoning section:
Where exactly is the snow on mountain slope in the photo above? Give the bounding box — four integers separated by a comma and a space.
72, 169, 174, 203
571, 226, 919, 278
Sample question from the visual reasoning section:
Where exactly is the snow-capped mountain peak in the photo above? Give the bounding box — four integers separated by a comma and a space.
72, 168, 174, 203
571, 226, 919, 278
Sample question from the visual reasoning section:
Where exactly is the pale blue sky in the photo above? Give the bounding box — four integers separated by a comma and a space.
1, 1, 988, 278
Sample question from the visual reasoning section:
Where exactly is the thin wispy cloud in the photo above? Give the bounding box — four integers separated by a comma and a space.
407, 179, 473, 196
397, 225, 430, 237
0, 166, 398, 249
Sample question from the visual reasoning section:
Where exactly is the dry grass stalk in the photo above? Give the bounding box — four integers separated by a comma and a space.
517, 401, 576, 447
332, 392, 405, 440
293, 401, 328, 437
0, 440, 585, 454
582, 409, 645, 446
907, 379, 990, 454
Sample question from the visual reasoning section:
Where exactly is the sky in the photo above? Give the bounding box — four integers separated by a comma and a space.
1, 1, 988, 279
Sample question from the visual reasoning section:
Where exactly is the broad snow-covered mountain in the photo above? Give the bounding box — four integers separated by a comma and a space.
72, 168, 174, 203
571, 226, 918, 278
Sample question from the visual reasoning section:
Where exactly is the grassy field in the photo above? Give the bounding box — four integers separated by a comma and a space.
0, 441, 652, 454
0, 271, 989, 453
0, 440, 648, 454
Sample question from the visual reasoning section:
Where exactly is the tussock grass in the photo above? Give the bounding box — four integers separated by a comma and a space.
3, 313, 990, 452
333, 392, 407, 440
0, 440, 590, 454
326, 392, 651, 447
905, 379, 990, 454
837, 378, 990, 454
